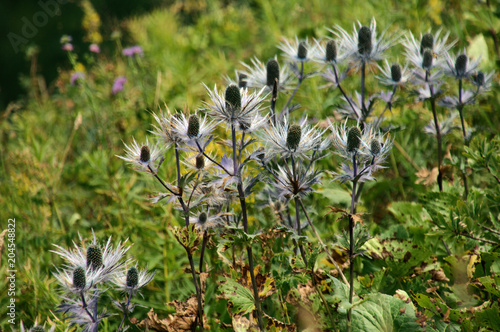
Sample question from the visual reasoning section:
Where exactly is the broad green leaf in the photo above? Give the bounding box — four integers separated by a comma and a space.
220, 277, 255, 315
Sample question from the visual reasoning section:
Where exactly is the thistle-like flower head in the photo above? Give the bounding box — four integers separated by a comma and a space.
376, 60, 412, 86
241, 57, 294, 91
113, 264, 155, 297
312, 38, 338, 64
204, 83, 268, 132
403, 29, 456, 71
189, 210, 225, 231
332, 18, 396, 70
278, 36, 316, 63
169, 111, 218, 144
117, 137, 164, 174
261, 118, 329, 161
442, 49, 481, 80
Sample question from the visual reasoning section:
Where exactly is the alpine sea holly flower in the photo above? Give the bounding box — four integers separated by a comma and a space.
203, 84, 268, 131
272, 163, 322, 200
169, 111, 218, 144
20, 320, 56, 332
52, 232, 131, 285
241, 57, 294, 91
332, 18, 396, 70
278, 36, 316, 63
117, 137, 164, 173
471, 70, 495, 92
261, 117, 329, 161
438, 90, 475, 109
442, 50, 481, 80
189, 211, 225, 231
312, 38, 339, 64
182, 152, 214, 172
113, 265, 155, 297
403, 29, 456, 71
112, 76, 127, 95
376, 60, 412, 87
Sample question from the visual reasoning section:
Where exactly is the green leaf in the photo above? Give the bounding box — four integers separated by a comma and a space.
220, 277, 255, 315
351, 293, 422, 332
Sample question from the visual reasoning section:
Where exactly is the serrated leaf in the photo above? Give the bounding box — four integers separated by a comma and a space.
220, 277, 255, 315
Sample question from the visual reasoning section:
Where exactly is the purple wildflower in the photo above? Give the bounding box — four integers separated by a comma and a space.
62, 43, 74, 52
112, 76, 127, 95
89, 43, 100, 53
70, 72, 85, 86
122, 45, 144, 57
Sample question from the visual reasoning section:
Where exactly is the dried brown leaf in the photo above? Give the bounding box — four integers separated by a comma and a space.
415, 167, 439, 186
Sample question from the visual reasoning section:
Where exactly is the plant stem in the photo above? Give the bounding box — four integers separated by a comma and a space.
195, 139, 233, 176
80, 292, 96, 325
427, 74, 443, 192
118, 292, 132, 332
331, 63, 358, 119
232, 124, 264, 330
360, 61, 367, 120
457, 79, 469, 198
282, 62, 304, 120
199, 231, 208, 272
298, 197, 349, 286
347, 154, 358, 332
374, 85, 397, 129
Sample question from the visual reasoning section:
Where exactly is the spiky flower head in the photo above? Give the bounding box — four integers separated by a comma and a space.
347, 127, 361, 152
86, 245, 103, 271
420, 33, 434, 54
475, 71, 485, 86
73, 267, 86, 290
391, 63, 402, 82
278, 36, 315, 63
358, 26, 372, 56
117, 138, 164, 174
126, 266, 139, 288
198, 212, 208, 224
225, 84, 242, 112
286, 124, 302, 151
455, 54, 468, 76
266, 59, 280, 87
326, 40, 337, 62
196, 154, 205, 170
189, 210, 224, 231
31, 326, 45, 332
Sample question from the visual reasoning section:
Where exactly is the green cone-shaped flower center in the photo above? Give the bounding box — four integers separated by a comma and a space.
140, 145, 150, 162
73, 266, 86, 290
86, 245, 103, 271
326, 40, 337, 62
195, 154, 205, 169
370, 139, 381, 155
422, 48, 433, 70
31, 326, 45, 332
225, 85, 241, 113
475, 71, 485, 86
286, 124, 302, 151
187, 115, 200, 138
420, 33, 434, 54
126, 266, 139, 288
266, 59, 280, 87
347, 127, 361, 152
455, 54, 468, 76
358, 26, 372, 56
199, 212, 207, 224
391, 63, 402, 82
297, 41, 308, 59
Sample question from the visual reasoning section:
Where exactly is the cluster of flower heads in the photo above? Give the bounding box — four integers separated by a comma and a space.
52, 231, 154, 331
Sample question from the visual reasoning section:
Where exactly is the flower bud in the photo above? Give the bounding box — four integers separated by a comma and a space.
140, 145, 150, 162
422, 48, 433, 70
358, 26, 372, 56
225, 84, 241, 111
87, 245, 103, 271
420, 33, 434, 54
391, 63, 402, 82
266, 59, 280, 87
370, 139, 381, 155
195, 154, 205, 169
126, 266, 139, 288
187, 115, 200, 138
199, 212, 207, 224
475, 71, 485, 86
347, 127, 361, 152
326, 40, 337, 62
73, 266, 86, 290
286, 124, 302, 151
297, 41, 308, 59
455, 54, 468, 77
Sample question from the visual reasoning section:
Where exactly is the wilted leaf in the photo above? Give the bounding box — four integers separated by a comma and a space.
171, 225, 201, 254
220, 277, 256, 315
416, 167, 438, 186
